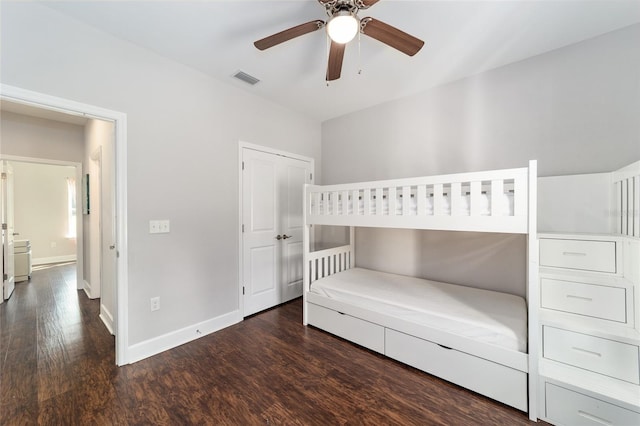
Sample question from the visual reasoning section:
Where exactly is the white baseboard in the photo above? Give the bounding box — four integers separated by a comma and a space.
126, 310, 242, 364
83, 279, 95, 299
100, 304, 115, 335
33, 254, 77, 266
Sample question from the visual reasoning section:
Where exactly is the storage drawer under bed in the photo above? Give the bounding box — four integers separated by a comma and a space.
307, 303, 385, 354
545, 383, 640, 426
384, 328, 528, 412
539, 238, 616, 273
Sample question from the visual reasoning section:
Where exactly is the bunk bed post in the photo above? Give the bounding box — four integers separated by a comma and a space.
303, 184, 310, 326
349, 226, 355, 268
527, 160, 539, 421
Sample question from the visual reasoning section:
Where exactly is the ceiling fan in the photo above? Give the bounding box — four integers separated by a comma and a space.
254, 0, 424, 81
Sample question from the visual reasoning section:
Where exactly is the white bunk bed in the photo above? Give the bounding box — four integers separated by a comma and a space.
303, 161, 538, 421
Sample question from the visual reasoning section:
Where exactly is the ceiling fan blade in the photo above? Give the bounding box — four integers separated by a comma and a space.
254, 20, 325, 51
326, 41, 346, 81
356, 0, 380, 8
360, 17, 424, 56
319, 0, 379, 7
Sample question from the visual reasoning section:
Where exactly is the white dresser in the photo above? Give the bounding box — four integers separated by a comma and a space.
537, 233, 640, 425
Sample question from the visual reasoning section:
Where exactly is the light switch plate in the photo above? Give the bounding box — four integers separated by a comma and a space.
149, 219, 170, 234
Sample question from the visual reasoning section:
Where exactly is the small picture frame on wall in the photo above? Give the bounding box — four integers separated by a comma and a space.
82, 173, 90, 214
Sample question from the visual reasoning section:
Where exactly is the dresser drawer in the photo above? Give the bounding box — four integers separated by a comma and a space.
540, 239, 616, 273
307, 303, 384, 354
541, 278, 627, 323
545, 383, 640, 426
543, 326, 639, 384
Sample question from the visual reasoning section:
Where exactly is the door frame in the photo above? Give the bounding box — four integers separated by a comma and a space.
238, 141, 314, 317
0, 156, 84, 293
0, 83, 129, 366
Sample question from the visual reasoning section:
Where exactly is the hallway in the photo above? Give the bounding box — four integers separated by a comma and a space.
0, 263, 118, 423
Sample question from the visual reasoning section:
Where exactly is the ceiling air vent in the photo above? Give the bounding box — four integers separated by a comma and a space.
233, 71, 260, 86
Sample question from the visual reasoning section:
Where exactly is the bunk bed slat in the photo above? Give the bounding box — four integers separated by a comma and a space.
615, 181, 622, 234
388, 187, 397, 216
433, 183, 444, 216
402, 186, 411, 216
491, 179, 504, 217
632, 176, 640, 237
376, 188, 384, 216
364, 189, 371, 216
514, 174, 527, 218
622, 179, 629, 236
417, 185, 427, 216
352, 190, 360, 215
470, 181, 481, 217
450, 182, 462, 216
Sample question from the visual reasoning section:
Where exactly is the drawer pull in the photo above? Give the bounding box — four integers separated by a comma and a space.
571, 347, 602, 357
566, 294, 593, 302
562, 251, 587, 257
577, 410, 612, 425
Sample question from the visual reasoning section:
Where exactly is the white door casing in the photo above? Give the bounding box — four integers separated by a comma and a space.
100, 126, 117, 334
2, 161, 16, 300
240, 145, 313, 316
1, 83, 128, 366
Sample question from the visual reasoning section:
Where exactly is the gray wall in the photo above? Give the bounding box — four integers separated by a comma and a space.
1, 111, 85, 163
322, 24, 640, 183
320, 24, 640, 296
10, 161, 78, 263
1, 3, 321, 347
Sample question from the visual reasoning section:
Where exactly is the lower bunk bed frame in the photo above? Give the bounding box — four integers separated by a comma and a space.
302, 161, 538, 421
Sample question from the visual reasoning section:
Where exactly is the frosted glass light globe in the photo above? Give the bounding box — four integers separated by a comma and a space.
327, 13, 358, 44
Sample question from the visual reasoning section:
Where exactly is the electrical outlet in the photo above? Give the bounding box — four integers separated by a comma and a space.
150, 297, 160, 311
50, 241, 57, 248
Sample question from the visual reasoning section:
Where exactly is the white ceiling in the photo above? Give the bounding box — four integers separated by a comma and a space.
41, 0, 640, 122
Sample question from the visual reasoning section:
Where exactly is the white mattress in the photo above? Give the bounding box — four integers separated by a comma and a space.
310, 268, 527, 353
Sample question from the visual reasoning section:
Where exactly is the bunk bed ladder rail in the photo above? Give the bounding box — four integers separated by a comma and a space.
612, 160, 640, 238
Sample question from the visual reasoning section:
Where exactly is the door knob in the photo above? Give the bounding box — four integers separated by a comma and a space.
275, 235, 282, 240
282, 234, 291, 239
109, 245, 116, 250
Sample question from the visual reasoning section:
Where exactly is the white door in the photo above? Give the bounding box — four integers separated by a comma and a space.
2, 161, 16, 301
280, 157, 308, 303
242, 148, 312, 316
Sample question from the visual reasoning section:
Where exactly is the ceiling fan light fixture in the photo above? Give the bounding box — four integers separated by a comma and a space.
327, 11, 358, 44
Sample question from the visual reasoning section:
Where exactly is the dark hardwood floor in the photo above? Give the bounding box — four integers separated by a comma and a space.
1, 263, 541, 425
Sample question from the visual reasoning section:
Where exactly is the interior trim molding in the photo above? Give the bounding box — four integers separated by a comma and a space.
127, 310, 242, 364
1, 83, 130, 366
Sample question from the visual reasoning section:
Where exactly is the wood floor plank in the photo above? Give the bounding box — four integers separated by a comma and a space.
0, 263, 544, 425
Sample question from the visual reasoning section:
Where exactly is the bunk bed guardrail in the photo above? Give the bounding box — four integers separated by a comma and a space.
305, 166, 531, 233
612, 160, 640, 238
